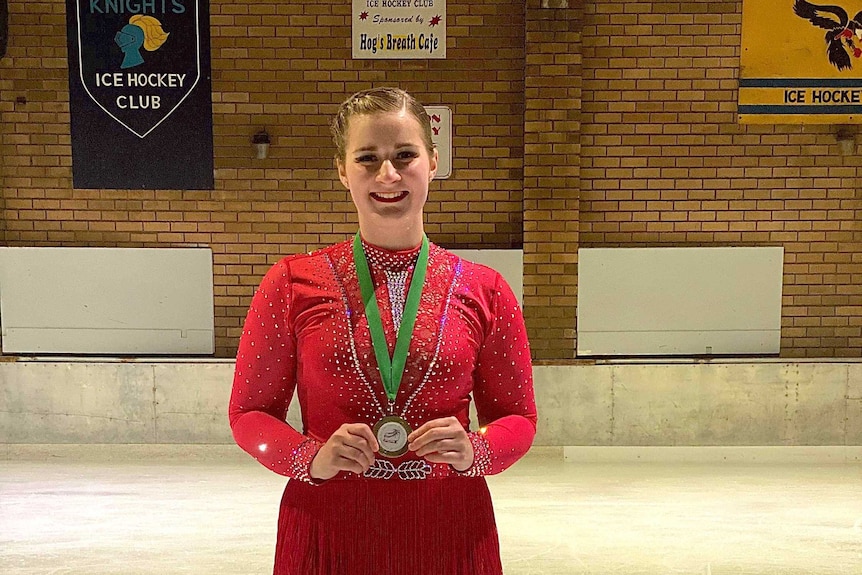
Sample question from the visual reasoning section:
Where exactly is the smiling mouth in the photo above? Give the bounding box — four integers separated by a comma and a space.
370, 191, 409, 203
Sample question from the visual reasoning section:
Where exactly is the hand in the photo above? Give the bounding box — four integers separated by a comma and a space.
408, 417, 474, 472
310, 423, 379, 481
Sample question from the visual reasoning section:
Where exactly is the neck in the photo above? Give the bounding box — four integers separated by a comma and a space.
358, 217, 424, 251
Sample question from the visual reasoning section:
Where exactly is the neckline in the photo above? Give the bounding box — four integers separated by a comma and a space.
360, 237, 423, 273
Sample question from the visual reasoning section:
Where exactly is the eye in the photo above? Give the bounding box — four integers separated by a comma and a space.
355, 154, 377, 164
396, 150, 418, 161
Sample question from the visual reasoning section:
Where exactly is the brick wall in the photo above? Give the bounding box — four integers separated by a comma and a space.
580, 1, 862, 357
1, 0, 860, 359
0, 0, 527, 358
523, 0, 581, 360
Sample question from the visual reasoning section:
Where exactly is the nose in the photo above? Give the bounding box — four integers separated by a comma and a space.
376, 159, 400, 183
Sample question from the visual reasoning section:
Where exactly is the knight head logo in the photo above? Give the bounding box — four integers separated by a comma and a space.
794, 0, 862, 70
114, 15, 169, 69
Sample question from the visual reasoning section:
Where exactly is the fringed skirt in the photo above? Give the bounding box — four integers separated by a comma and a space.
273, 476, 502, 575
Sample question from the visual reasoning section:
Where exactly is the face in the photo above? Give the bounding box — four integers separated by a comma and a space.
338, 111, 438, 241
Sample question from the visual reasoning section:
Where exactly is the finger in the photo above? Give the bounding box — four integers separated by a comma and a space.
334, 425, 377, 460
410, 425, 461, 452
335, 454, 369, 475
407, 418, 451, 443
338, 439, 376, 468
347, 424, 380, 452
415, 438, 464, 458
335, 439, 377, 469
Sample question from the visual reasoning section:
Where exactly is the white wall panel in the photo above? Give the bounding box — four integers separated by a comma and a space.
577, 247, 784, 356
0, 248, 214, 355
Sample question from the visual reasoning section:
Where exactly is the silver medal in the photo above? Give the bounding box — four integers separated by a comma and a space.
373, 415, 412, 458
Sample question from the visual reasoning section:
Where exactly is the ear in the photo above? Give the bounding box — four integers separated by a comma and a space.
428, 148, 439, 181
336, 157, 350, 189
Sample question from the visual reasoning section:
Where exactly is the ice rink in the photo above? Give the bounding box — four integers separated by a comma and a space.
1, 446, 860, 575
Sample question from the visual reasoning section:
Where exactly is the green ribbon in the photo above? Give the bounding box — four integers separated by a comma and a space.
353, 231, 429, 404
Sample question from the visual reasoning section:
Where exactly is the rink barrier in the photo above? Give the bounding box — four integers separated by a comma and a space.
0, 359, 859, 448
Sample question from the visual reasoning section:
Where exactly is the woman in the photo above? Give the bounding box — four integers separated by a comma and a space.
229, 87, 537, 575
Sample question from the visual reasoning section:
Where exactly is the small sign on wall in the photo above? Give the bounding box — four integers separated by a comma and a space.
65, 0, 214, 189
425, 105, 451, 179
352, 0, 446, 59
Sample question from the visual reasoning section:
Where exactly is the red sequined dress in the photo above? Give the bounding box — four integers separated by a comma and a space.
229, 238, 537, 575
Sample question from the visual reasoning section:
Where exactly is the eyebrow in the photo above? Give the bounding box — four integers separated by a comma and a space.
351, 143, 419, 153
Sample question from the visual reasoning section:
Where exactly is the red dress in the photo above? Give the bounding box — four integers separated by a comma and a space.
229, 238, 537, 575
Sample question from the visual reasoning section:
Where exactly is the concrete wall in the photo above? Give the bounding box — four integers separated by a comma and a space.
1, 360, 860, 446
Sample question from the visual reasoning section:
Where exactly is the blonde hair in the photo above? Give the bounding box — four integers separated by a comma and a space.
331, 87, 435, 162
130, 15, 170, 52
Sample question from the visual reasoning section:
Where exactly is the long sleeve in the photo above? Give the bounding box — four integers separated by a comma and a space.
228, 257, 323, 483
459, 271, 537, 477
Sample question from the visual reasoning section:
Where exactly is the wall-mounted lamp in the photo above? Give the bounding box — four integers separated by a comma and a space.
253, 129, 270, 160
835, 125, 856, 156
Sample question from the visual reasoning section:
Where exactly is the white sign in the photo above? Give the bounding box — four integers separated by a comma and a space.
425, 105, 451, 179
352, 0, 446, 59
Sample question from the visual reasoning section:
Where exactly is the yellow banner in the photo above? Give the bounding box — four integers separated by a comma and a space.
740, 0, 862, 123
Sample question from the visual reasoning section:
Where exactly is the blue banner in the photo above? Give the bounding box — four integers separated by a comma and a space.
66, 0, 213, 189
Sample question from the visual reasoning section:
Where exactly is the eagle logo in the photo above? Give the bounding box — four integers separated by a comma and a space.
794, 0, 862, 70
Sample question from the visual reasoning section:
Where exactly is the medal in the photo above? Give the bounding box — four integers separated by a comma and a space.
353, 232, 429, 459
373, 415, 412, 458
